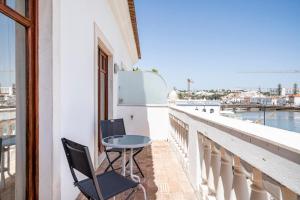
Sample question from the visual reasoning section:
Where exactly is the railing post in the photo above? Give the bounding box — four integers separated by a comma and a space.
231, 156, 250, 200
202, 138, 211, 184
280, 186, 298, 200
216, 148, 233, 200
250, 168, 268, 200
201, 137, 211, 198
197, 133, 204, 184
208, 143, 221, 196
184, 124, 189, 158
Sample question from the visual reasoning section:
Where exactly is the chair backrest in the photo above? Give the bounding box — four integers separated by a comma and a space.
61, 138, 104, 200
100, 119, 126, 138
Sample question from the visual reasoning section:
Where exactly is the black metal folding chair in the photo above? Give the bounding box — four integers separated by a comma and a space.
100, 119, 144, 177
61, 138, 142, 200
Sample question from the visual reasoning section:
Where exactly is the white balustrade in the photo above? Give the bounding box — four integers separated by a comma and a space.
168, 106, 300, 200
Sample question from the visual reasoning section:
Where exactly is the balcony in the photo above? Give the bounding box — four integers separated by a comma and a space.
77, 141, 197, 200
76, 103, 300, 200
168, 105, 300, 200
77, 71, 300, 200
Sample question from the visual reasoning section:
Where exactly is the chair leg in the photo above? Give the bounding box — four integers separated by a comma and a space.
104, 151, 122, 172
125, 188, 136, 200
104, 150, 114, 171
133, 156, 144, 178
125, 149, 144, 177
139, 183, 147, 200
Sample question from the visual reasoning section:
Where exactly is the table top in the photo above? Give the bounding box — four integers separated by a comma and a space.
102, 135, 151, 149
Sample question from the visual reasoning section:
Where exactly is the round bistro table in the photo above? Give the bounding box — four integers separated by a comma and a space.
102, 135, 151, 200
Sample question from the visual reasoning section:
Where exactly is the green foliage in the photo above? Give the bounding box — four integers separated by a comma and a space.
151, 68, 159, 73
293, 83, 298, 95
277, 83, 282, 95
132, 67, 140, 72
178, 92, 184, 99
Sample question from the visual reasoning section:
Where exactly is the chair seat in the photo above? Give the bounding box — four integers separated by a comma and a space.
77, 171, 138, 200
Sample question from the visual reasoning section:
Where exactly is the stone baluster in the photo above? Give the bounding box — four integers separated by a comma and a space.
179, 122, 183, 152
216, 148, 233, 200
280, 186, 298, 200
184, 125, 188, 157
201, 138, 211, 198
197, 133, 204, 183
175, 120, 180, 147
208, 143, 221, 196
231, 156, 250, 200
250, 168, 268, 200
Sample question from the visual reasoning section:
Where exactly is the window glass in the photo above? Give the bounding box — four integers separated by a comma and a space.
0, 12, 26, 200
6, 0, 28, 17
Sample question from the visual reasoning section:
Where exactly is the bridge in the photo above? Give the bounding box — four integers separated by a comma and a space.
221, 104, 300, 111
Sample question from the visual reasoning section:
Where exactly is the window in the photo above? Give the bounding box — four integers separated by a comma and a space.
0, 0, 38, 199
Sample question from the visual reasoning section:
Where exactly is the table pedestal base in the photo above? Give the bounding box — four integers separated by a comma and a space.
122, 148, 147, 200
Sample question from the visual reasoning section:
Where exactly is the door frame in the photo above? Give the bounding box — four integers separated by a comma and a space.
93, 23, 114, 166
97, 47, 109, 153
0, 0, 39, 199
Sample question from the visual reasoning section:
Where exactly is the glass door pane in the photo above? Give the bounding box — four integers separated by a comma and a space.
6, 0, 28, 17
100, 72, 106, 120
0, 12, 26, 200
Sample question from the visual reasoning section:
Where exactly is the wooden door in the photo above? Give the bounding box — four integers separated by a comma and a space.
98, 47, 108, 152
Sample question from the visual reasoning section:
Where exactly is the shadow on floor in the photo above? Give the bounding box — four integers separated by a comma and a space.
78, 141, 197, 200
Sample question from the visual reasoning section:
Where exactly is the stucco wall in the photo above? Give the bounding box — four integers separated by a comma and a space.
39, 0, 139, 199
116, 105, 170, 140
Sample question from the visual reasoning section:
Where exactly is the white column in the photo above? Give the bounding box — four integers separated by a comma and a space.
208, 143, 221, 196
250, 168, 268, 200
216, 149, 233, 200
231, 156, 250, 200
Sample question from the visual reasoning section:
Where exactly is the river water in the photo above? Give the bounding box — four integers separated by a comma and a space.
234, 111, 300, 133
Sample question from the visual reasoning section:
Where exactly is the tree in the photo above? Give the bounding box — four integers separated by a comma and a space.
151, 68, 159, 73
293, 83, 298, 95
178, 92, 184, 99
132, 67, 140, 71
277, 83, 282, 96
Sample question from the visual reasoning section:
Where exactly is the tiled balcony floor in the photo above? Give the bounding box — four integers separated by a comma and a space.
78, 141, 197, 200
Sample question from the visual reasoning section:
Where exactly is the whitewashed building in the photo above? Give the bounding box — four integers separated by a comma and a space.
1, 0, 145, 199
289, 94, 300, 106
1, 0, 300, 200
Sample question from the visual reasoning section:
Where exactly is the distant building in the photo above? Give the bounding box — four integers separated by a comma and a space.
289, 94, 300, 106
250, 97, 272, 105
0, 87, 13, 95
281, 88, 286, 96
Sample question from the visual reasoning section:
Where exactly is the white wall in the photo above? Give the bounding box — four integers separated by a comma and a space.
294, 97, 300, 106
116, 105, 170, 140
39, 0, 139, 199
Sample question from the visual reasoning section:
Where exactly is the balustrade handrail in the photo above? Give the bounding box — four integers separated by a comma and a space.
169, 105, 300, 155
169, 105, 300, 197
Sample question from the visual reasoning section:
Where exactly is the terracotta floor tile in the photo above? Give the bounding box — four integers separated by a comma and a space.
77, 141, 198, 200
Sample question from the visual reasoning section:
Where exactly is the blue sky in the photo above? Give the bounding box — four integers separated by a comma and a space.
134, 0, 300, 90
0, 12, 16, 87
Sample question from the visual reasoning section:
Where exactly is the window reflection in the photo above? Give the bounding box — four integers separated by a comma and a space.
0, 12, 26, 200
6, 0, 28, 17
